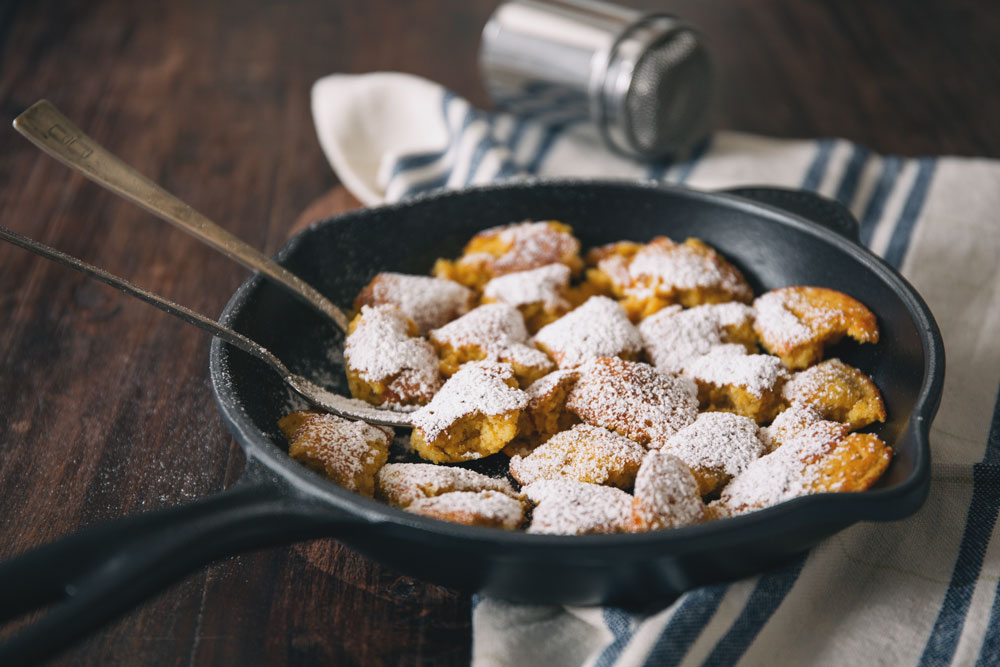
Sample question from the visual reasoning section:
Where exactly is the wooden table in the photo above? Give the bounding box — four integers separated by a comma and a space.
1, 1, 997, 664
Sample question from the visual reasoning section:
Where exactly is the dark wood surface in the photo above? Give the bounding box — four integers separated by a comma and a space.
0, 0, 997, 664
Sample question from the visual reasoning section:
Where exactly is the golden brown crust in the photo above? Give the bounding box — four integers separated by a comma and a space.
683, 350, 791, 424
782, 358, 887, 430
586, 237, 754, 321
566, 357, 699, 447
344, 306, 442, 409
631, 451, 706, 531
753, 286, 879, 369
807, 433, 893, 493
352, 272, 476, 334
409, 361, 528, 463
405, 490, 526, 530
282, 412, 392, 498
429, 303, 555, 386
277, 410, 317, 442
509, 423, 646, 489
507, 369, 581, 455
432, 221, 583, 289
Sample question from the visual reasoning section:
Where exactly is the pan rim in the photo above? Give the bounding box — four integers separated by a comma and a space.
210, 178, 944, 550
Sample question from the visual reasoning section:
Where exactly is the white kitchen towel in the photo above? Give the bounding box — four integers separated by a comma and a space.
312, 72, 1000, 666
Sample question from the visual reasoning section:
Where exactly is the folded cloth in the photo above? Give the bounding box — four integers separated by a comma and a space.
312, 72, 1000, 666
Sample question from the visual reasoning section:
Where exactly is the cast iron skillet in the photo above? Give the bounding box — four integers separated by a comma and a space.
0, 181, 944, 665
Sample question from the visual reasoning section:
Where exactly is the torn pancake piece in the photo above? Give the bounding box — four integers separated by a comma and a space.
509, 423, 646, 489
410, 361, 528, 463
279, 411, 392, 498
631, 451, 705, 531
753, 286, 878, 369
353, 272, 476, 334
524, 479, 634, 535
344, 304, 443, 409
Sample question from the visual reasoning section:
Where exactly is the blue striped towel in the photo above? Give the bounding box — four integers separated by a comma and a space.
312, 72, 1000, 667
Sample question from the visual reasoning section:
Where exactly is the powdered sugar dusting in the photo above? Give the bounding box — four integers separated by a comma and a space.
761, 404, 849, 452
406, 490, 526, 530
524, 479, 633, 535
662, 412, 765, 477
509, 423, 646, 487
376, 462, 518, 507
640, 303, 754, 373
683, 348, 790, 397
431, 302, 554, 373
344, 305, 441, 400
632, 451, 705, 530
626, 238, 752, 300
411, 361, 528, 442
491, 221, 581, 275
483, 263, 571, 311
356, 272, 475, 333
533, 296, 642, 368
753, 290, 817, 348
525, 368, 579, 401
566, 357, 698, 447
287, 413, 392, 496
713, 424, 843, 515
716, 406, 851, 514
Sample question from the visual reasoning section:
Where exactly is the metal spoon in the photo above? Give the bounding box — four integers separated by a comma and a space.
12, 99, 350, 333
0, 225, 412, 428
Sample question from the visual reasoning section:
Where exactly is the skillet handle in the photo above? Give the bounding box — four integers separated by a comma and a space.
0, 478, 362, 666
720, 186, 861, 243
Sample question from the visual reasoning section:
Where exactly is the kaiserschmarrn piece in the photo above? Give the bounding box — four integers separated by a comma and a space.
523, 479, 634, 535
533, 296, 643, 369
806, 433, 893, 494
278, 410, 392, 498
482, 263, 573, 333
586, 237, 753, 320
353, 272, 476, 334
753, 286, 878, 369
782, 358, 887, 430
682, 347, 791, 423
344, 305, 443, 409
405, 490, 526, 530
661, 412, 766, 496
509, 423, 647, 489
712, 417, 890, 516
507, 369, 581, 455
432, 220, 584, 289
566, 356, 699, 447
375, 462, 519, 508
639, 302, 758, 373
583, 241, 643, 299
631, 451, 706, 532
430, 302, 555, 386
760, 404, 851, 453
410, 361, 528, 463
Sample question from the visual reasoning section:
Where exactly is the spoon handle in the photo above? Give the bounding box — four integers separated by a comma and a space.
12, 99, 349, 333
0, 225, 412, 428
0, 224, 291, 376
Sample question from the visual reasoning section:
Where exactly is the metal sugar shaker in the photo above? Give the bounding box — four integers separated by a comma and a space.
480, 0, 714, 160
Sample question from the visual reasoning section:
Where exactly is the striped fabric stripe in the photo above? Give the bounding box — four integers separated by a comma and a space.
919, 383, 1000, 666
858, 155, 903, 247
594, 609, 636, 667
641, 586, 728, 666
701, 558, 808, 666
974, 387, 1000, 665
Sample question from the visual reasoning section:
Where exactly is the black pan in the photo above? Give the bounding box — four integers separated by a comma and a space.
0, 182, 944, 665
